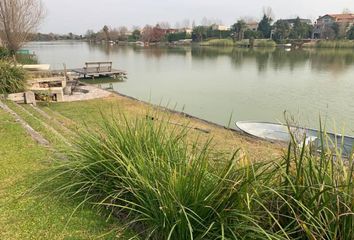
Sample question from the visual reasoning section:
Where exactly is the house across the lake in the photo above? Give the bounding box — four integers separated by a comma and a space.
211, 24, 231, 31
245, 21, 259, 31
313, 13, 354, 39
279, 18, 312, 27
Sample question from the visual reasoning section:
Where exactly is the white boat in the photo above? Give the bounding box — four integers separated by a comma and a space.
236, 121, 354, 157
22, 64, 51, 71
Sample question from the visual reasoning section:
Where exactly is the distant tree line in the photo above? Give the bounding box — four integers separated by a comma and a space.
25, 6, 354, 45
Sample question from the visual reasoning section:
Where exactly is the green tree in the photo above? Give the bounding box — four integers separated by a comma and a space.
167, 32, 187, 42
348, 26, 354, 40
289, 17, 313, 39
102, 25, 110, 41
244, 29, 262, 39
130, 29, 141, 41
273, 20, 290, 41
257, 15, 272, 38
331, 22, 340, 38
192, 26, 207, 42
231, 20, 247, 40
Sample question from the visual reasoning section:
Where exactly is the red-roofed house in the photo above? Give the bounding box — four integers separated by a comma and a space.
313, 13, 354, 39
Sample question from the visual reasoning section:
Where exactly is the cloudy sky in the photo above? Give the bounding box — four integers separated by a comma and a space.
41, 0, 353, 34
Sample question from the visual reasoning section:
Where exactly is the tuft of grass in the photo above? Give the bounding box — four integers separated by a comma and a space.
53, 111, 354, 239
0, 60, 27, 94
53, 113, 281, 239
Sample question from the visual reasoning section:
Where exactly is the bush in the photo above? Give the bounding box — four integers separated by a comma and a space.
0, 47, 10, 59
0, 60, 27, 94
54, 114, 354, 239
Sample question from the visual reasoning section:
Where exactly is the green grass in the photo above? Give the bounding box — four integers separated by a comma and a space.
52, 112, 354, 239
200, 38, 277, 48
201, 38, 235, 47
0, 108, 132, 239
315, 40, 354, 48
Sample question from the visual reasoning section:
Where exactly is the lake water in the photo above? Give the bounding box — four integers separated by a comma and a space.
26, 41, 354, 134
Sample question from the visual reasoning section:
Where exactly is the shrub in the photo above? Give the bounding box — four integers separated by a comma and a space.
0, 47, 10, 59
0, 60, 27, 94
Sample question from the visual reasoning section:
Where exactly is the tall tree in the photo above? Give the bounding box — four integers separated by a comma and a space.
289, 17, 312, 39
0, 0, 45, 54
102, 25, 110, 41
257, 15, 272, 38
273, 20, 290, 41
131, 29, 141, 41
347, 26, 354, 40
118, 26, 128, 41
192, 26, 207, 42
232, 20, 247, 40
85, 30, 96, 41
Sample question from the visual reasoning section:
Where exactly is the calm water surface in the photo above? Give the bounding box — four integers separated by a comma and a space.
26, 41, 354, 134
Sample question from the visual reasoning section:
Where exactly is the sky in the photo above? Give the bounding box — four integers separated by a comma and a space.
40, 0, 353, 34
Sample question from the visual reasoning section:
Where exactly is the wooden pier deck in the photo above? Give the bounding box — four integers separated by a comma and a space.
71, 62, 127, 79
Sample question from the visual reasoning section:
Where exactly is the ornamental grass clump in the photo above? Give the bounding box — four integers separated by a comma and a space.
54, 113, 354, 239
0, 60, 26, 94
54, 114, 280, 239
261, 131, 354, 240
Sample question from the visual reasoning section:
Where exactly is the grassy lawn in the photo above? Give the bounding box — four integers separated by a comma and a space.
0, 108, 130, 239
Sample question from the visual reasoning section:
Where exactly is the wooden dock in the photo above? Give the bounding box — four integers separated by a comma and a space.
71, 62, 127, 79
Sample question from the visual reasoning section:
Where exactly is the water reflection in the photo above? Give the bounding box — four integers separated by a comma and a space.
88, 43, 354, 75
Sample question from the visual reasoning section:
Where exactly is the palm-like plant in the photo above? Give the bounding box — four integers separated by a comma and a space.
232, 20, 247, 41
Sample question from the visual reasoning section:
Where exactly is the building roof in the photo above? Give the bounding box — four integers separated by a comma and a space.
319, 14, 354, 21
280, 18, 312, 24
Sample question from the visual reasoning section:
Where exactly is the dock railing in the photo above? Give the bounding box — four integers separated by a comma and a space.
84, 62, 113, 74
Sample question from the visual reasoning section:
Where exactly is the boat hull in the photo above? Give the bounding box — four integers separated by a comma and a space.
236, 121, 354, 157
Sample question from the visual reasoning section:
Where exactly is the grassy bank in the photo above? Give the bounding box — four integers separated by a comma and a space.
303, 40, 354, 48
200, 38, 276, 48
43, 95, 280, 160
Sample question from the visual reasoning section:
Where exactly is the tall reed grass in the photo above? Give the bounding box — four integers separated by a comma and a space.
201, 39, 235, 47
316, 40, 354, 49
53, 113, 354, 239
